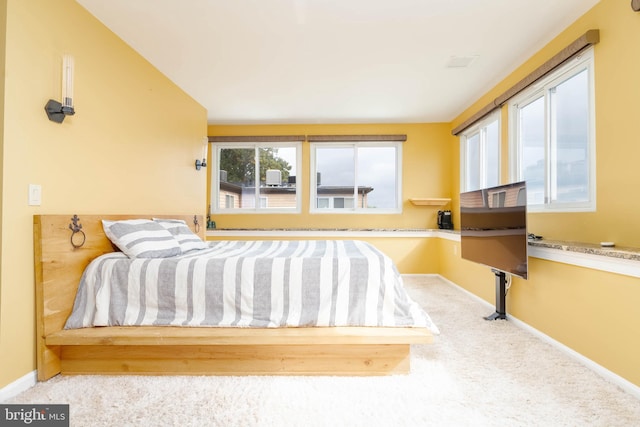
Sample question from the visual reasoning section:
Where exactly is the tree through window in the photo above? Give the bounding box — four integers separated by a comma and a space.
213, 142, 301, 212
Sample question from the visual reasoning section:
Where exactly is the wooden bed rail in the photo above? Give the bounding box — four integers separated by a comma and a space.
45, 326, 431, 377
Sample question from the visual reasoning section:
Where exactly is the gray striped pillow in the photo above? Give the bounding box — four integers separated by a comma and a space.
153, 218, 209, 252
102, 219, 182, 258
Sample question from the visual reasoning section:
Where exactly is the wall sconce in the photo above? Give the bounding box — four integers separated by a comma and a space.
45, 54, 75, 123
195, 137, 209, 170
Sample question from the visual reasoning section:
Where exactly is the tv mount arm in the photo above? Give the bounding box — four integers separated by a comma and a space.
484, 269, 508, 320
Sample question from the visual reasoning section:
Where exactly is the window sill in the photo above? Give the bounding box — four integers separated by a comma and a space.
527, 240, 640, 262
527, 239, 640, 278
409, 198, 451, 206
207, 228, 457, 238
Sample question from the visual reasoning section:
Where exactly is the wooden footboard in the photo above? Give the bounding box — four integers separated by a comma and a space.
34, 214, 432, 380
46, 326, 431, 376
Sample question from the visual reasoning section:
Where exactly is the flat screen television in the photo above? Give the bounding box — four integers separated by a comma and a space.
460, 181, 528, 280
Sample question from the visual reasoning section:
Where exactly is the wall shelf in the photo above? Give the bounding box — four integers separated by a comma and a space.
409, 198, 451, 206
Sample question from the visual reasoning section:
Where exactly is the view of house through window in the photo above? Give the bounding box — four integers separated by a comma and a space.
311, 143, 401, 212
213, 143, 300, 212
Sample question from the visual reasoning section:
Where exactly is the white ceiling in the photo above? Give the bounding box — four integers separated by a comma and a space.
76, 0, 599, 125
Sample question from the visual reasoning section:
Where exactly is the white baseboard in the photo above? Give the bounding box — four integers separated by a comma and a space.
0, 371, 37, 403
431, 274, 640, 401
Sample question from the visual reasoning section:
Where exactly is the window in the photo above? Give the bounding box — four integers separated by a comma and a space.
491, 191, 506, 208
510, 48, 595, 211
212, 142, 301, 213
316, 196, 355, 209
460, 111, 500, 192
516, 187, 526, 206
310, 141, 402, 213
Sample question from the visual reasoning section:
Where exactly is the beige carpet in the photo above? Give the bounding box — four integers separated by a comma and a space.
8, 276, 640, 426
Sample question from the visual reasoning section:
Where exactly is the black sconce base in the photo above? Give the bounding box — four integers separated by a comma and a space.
195, 159, 207, 170
45, 99, 75, 123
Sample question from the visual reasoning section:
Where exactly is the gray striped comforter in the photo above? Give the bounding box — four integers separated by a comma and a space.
65, 240, 439, 333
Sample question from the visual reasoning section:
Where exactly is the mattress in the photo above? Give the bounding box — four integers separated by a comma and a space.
65, 239, 439, 334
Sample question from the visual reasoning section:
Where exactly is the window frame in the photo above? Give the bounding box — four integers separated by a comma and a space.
509, 47, 596, 212
309, 141, 402, 214
460, 110, 501, 193
211, 141, 302, 214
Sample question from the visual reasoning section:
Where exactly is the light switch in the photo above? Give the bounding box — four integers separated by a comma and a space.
29, 184, 42, 206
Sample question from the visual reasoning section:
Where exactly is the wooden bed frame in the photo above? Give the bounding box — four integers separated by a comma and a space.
33, 214, 433, 381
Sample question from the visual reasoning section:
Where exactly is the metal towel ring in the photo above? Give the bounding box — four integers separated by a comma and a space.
69, 215, 86, 248
193, 215, 200, 233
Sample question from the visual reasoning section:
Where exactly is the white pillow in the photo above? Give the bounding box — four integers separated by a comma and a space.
153, 218, 209, 252
102, 219, 182, 258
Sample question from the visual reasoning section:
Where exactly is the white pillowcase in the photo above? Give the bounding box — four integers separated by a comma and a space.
102, 219, 182, 258
153, 218, 209, 253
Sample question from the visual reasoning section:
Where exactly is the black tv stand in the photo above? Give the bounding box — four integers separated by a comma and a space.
484, 269, 508, 320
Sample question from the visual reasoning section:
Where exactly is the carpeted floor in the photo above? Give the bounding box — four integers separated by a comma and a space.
7, 275, 640, 426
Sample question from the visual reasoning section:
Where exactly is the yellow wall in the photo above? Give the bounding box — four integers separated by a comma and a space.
446, 0, 640, 387
0, 0, 207, 388
0, 0, 6, 330
208, 123, 452, 231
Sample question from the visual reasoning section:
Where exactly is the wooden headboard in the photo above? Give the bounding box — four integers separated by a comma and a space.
33, 214, 205, 379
